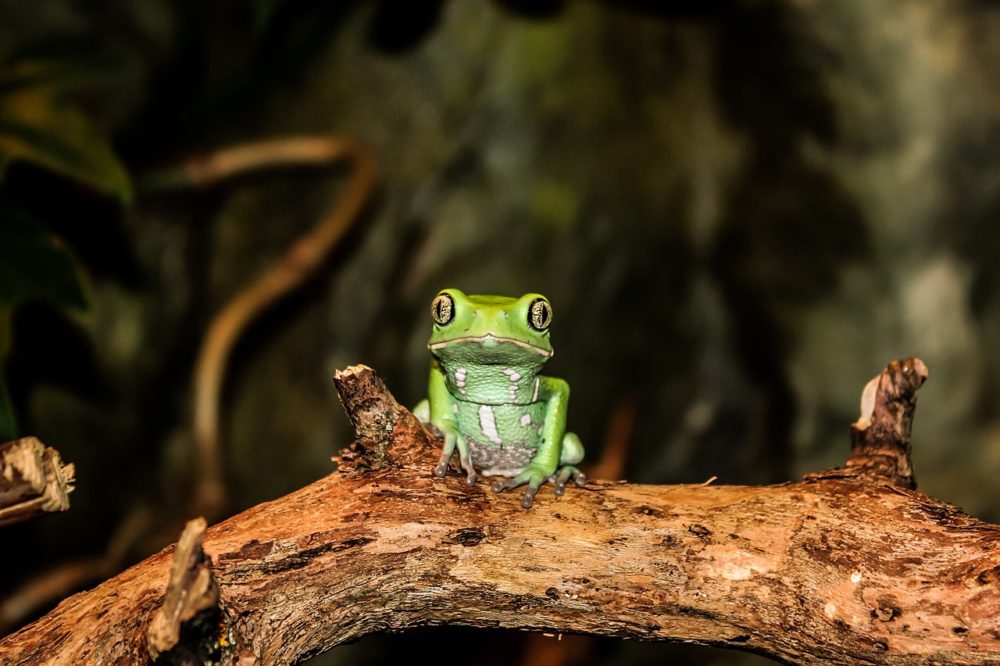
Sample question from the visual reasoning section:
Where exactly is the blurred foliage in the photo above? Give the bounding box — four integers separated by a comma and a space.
0, 59, 131, 200
0, 54, 131, 439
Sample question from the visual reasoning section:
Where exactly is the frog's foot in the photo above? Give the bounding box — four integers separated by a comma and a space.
433, 452, 478, 486
491, 465, 550, 509
432, 430, 477, 486
433, 451, 452, 478
434, 450, 477, 486
552, 465, 586, 497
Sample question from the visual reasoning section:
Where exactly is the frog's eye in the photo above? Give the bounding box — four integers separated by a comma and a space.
528, 298, 552, 331
431, 293, 455, 325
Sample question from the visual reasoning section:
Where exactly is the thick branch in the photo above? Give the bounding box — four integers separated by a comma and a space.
2, 364, 999, 666
0, 436, 75, 527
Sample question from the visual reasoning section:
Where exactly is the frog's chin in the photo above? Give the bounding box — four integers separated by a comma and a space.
428, 334, 552, 363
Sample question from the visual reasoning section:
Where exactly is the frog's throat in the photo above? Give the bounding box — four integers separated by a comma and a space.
427, 334, 552, 358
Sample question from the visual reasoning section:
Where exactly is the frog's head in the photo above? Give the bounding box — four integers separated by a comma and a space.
427, 289, 554, 367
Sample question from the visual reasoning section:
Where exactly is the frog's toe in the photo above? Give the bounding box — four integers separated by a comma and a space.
433, 454, 451, 478
491, 477, 517, 493
459, 456, 478, 486
553, 465, 585, 496
520, 485, 539, 509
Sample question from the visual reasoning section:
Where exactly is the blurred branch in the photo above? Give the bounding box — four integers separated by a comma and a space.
145, 136, 377, 518
585, 395, 636, 482
0, 436, 74, 527
3, 360, 1000, 665
0, 505, 152, 632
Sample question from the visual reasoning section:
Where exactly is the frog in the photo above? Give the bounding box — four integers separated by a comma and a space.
413, 289, 585, 509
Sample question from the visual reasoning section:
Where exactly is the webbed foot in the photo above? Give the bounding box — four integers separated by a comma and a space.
552, 465, 586, 497
491, 464, 549, 509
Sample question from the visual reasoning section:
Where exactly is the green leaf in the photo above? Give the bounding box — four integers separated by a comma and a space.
0, 61, 132, 201
0, 204, 87, 311
0, 96, 132, 201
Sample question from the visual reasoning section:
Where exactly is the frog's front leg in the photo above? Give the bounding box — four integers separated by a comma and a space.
432, 425, 476, 485
426, 362, 476, 485
491, 377, 582, 508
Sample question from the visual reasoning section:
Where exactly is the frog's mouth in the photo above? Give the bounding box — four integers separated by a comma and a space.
428, 334, 552, 358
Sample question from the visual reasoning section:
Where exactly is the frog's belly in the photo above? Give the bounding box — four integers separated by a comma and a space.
455, 401, 544, 476
467, 442, 534, 476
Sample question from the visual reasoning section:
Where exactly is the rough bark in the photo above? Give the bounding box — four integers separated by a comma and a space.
2, 361, 999, 665
147, 518, 219, 660
805, 357, 926, 489
0, 436, 74, 528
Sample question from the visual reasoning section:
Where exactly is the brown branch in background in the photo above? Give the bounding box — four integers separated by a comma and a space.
806, 357, 927, 488
0, 436, 74, 528
0, 505, 153, 632
5, 360, 1000, 666
585, 395, 636, 482
147, 137, 377, 518
0, 137, 375, 636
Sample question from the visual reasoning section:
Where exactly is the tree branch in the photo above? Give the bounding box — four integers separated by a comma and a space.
2, 361, 999, 665
0, 436, 74, 528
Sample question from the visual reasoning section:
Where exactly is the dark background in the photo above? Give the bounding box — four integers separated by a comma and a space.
3, 1, 1000, 664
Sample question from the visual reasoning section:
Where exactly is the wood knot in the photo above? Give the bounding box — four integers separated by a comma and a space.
444, 527, 487, 547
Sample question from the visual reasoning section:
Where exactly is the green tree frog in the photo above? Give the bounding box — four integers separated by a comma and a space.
413, 289, 585, 508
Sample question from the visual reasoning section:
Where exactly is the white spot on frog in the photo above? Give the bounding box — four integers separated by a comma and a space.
478, 405, 503, 444
520, 413, 532, 427
508, 385, 518, 400
455, 367, 467, 388
452, 403, 459, 414
850, 571, 862, 584
824, 603, 837, 619
532, 377, 540, 402
502, 368, 522, 382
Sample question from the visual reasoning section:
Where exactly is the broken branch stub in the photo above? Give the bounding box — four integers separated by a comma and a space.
807, 357, 926, 489
333, 364, 431, 469
147, 517, 219, 660
0, 436, 75, 528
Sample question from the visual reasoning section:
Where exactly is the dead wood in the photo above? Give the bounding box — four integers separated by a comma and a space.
0, 436, 74, 528
2, 360, 999, 665
147, 518, 219, 660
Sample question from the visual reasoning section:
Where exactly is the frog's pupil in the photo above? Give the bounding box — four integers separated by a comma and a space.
529, 299, 551, 330
433, 294, 453, 324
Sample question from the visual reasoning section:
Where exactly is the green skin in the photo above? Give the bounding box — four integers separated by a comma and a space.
413, 289, 585, 509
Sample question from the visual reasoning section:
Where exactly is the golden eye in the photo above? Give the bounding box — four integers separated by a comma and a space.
431, 293, 454, 325
528, 298, 552, 331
